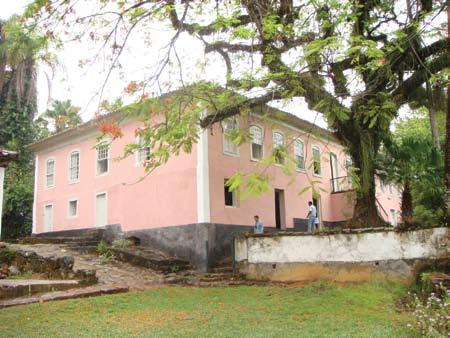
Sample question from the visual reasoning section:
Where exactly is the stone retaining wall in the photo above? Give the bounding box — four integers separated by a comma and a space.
234, 227, 449, 284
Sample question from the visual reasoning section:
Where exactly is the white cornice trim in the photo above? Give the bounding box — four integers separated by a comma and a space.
32, 155, 38, 234
196, 116, 211, 223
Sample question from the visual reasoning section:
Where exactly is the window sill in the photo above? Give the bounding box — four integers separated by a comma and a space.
45, 185, 55, 190
68, 180, 80, 185
223, 151, 240, 158
67, 215, 78, 219
250, 157, 262, 162
96, 172, 109, 177
225, 205, 238, 209
312, 173, 322, 178
295, 168, 306, 173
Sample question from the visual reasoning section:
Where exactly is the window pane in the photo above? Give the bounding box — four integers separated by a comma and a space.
252, 143, 263, 160
273, 132, 283, 148
295, 141, 305, 170
70, 152, 79, 181
46, 160, 55, 187
313, 147, 321, 175
250, 126, 263, 145
97, 143, 109, 174
69, 200, 77, 217
97, 143, 109, 161
97, 159, 108, 175
223, 118, 239, 155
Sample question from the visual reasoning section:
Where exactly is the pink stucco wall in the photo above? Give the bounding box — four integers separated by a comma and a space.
34, 119, 198, 233
207, 114, 401, 228
33, 112, 401, 234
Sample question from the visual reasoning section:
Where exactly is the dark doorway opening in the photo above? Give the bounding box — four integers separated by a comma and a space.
274, 189, 285, 229
312, 196, 321, 228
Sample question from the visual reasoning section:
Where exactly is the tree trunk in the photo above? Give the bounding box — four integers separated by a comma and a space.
444, 3, 450, 226
426, 80, 441, 149
401, 179, 413, 224
348, 132, 385, 228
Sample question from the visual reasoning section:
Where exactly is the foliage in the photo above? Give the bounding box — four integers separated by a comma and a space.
41, 100, 82, 133
24, 0, 449, 226
97, 240, 114, 264
97, 240, 111, 256
407, 288, 449, 337
0, 17, 50, 239
0, 282, 413, 337
379, 111, 445, 226
111, 238, 132, 249
0, 247, 16, 264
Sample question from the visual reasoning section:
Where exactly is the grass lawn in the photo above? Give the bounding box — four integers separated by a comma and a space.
0, 282, 415, 338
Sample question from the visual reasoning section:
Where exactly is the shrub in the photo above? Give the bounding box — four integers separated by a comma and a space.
112, 238, 132, 249
0, 247, 16, 264
97, 240, 114, 264
97, 240, 110, 256
407, 286, 449, 337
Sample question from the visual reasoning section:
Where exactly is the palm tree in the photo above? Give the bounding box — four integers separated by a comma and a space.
42, 100, 82, 133
0, 17, 43, 113
379, 137, 443, 225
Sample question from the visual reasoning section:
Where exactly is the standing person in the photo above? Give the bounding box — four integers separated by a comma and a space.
306, 201, 317, 233
254, 215, 264, 234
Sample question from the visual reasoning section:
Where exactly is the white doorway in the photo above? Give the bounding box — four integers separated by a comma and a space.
44, 204, 53, 232
390, 209, 398, 226
95, 193, 107, 227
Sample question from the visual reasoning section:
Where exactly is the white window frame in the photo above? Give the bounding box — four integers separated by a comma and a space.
135, 135, 151, 166
45, 157, 56, 189
222, 117, 239, 156
380, 180, 385, 193
67, 199, 78, 218
272, 130, 285, 166
68, 150, 80, 183
249, 124, 264, 161
96, 140, 110, 176
312, 145, 322, 176
294, 139, 305, 171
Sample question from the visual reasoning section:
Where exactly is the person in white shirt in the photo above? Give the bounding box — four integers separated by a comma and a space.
306, 201, 317, 233
254, 215, 264, 234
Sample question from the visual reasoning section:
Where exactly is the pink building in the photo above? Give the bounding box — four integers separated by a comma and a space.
28, 105, 401, 269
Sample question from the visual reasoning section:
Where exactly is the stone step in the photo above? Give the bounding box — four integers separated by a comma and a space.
0, 284, 129, 308
19, 237, 100, 245
64, 245, 99, 254
63, 241, 101, 248
210, 266, 233, 274
111, 247, 192, 273
0, 279, 81, 300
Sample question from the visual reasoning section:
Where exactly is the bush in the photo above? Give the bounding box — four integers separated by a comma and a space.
97, 240, 114, 264
407, 288, 448, 337
112, 238, 132, 249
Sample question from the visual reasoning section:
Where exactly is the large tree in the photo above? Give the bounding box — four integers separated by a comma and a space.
0, 17, 49, 239
27, 0, 449, 227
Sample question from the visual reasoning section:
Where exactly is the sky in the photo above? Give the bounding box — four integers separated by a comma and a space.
0, 0, 331, 129
4, 0, 436, 129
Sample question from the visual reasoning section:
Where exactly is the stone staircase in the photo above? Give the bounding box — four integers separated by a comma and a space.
111, 246, 192, 273
19, 230, 103, 254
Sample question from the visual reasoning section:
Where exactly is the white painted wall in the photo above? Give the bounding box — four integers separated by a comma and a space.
235, 227, 449, 264
0, 167, 4, 238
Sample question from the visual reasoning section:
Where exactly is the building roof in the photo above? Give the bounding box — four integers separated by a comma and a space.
0, 149, 18, 166
27, 89, 339, 153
